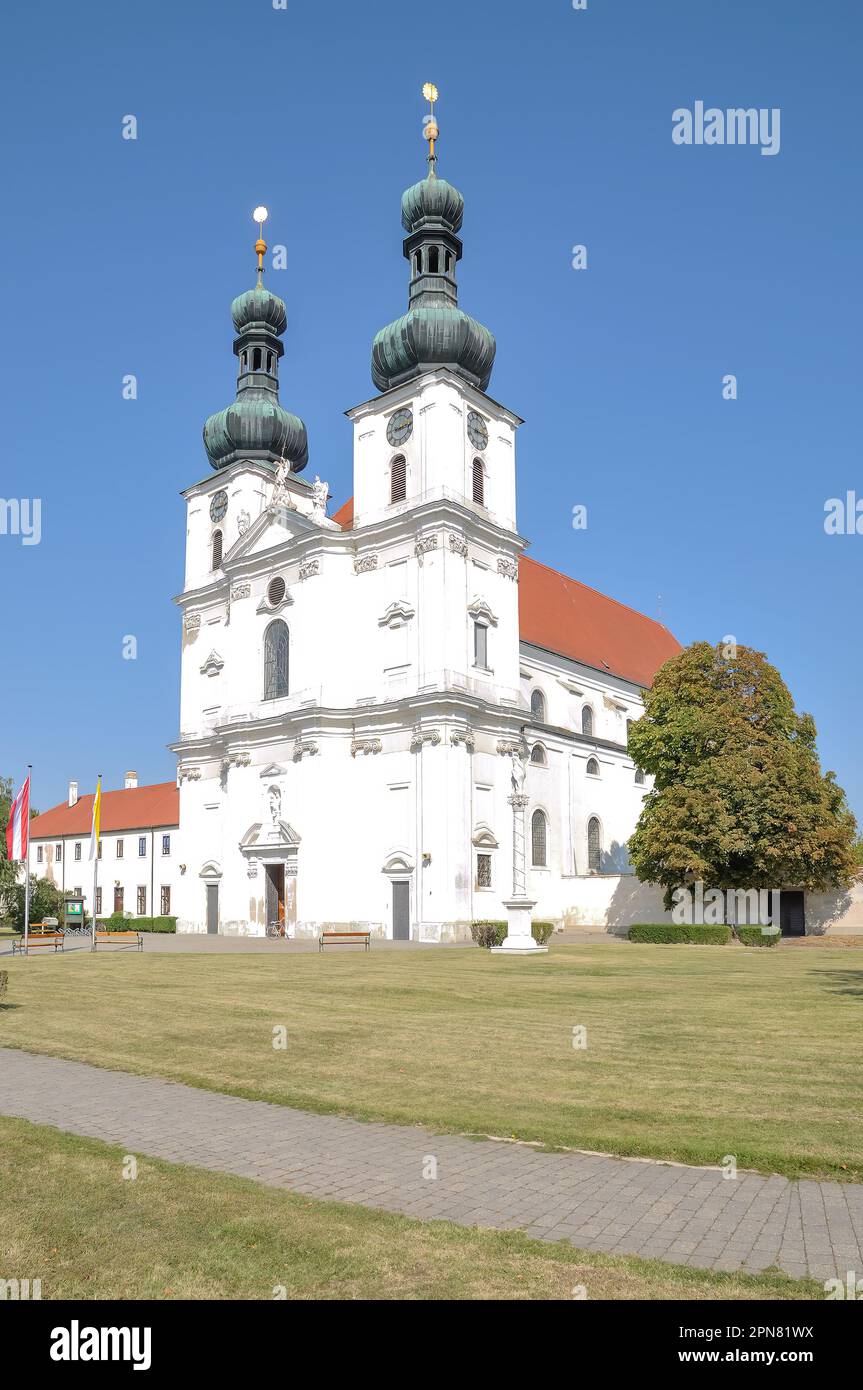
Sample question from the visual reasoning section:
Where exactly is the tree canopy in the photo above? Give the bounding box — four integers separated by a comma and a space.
627, 643, 858, 908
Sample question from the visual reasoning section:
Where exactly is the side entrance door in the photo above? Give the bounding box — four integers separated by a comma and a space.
206, 883, 219, 935
392, 880, 410, 941
113, 886, 124, 915
779, 891, 805, 937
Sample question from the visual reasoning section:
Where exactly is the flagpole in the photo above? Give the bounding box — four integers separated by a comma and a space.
23, 764, 32, 955
90, 772, 101, 954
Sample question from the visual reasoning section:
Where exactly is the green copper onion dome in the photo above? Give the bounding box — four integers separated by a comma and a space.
372, 97, 495, 394
400, 175, 464, 234
203, 224, 308, 472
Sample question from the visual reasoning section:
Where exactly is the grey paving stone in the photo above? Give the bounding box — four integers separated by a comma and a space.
0, 1045, 859, 1283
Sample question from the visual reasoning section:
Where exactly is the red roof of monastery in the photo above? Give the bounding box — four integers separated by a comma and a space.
29, 782, 179, 839
334, 497, 680, 687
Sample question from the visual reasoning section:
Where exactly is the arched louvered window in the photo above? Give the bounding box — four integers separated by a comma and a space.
586, 757, 600, 777
581, 705, 594, 737
263, 620, 289, 701
472, 458, 485, 506
531, 809, 547, 867
587, 816, 602, 873
530, 744, 546, 766
390, 456, 406, 504
530, 688, 546, 722
211, 530, 223, 569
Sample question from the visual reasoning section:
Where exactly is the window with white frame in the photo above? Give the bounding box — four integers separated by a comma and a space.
586, 757, 600, 777
473, 620, 488, 669
476, 852, 492, 889
531, 809, 548, 867
582, 705, 594, 737
530, 688, 546, 722
162, 834, 171, 856
138, 836, 147, 857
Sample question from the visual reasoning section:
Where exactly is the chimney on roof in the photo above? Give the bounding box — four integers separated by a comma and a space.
68, 780, 78, 808
124, 770, 138, 790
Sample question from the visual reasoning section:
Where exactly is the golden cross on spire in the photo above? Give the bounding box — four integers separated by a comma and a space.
422, 82, 439, 171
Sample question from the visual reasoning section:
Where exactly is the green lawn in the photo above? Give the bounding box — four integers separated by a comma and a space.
1, 943, 861, 1180
0, 1117, 819, 1300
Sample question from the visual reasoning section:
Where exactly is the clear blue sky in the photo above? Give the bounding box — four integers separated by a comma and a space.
1, 0, 860, 822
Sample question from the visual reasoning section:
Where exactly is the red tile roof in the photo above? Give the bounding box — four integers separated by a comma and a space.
30, 782, 179, 839
336, 497, 680, 687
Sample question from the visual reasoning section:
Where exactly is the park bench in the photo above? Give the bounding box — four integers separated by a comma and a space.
94, 930, 143, 952
12, 927, 64, 955
319, 930, 371, 952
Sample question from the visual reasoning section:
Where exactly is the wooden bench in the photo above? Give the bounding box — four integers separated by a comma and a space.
319, 930, 371, 952
12, 930, 64, 955
94, 930, 143, 952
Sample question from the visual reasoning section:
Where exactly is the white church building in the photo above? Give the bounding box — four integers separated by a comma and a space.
26, 106, 861, 940
164, 113, 682, 941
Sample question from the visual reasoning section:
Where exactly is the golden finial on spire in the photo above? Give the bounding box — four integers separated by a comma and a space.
252, 205, 268, 287
422, 83, 439, 172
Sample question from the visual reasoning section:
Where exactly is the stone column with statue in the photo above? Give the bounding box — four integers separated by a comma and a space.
491, 745, 548, 955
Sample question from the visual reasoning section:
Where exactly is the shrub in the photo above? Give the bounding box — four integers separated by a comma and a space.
96, 915, 177, 934
471, 920, 556, 948
471, 920, 505, 949
737, 925, 781, 948
628, 923, 731, 945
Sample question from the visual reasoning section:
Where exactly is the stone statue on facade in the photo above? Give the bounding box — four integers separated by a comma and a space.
311, 475, 329, 519
272, 457, 292, 509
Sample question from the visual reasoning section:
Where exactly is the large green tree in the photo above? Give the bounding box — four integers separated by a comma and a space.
627, 643, 858, 908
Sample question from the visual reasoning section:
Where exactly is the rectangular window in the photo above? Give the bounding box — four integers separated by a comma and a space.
137, 886, 147, 915
55, 843, 62, 862
476, 853, 492, 889
36, 845, 43, 863
162, 834, 171, 856
116, 839, 124, 859
160, 885, 171, 915
473, 621, 488, 669
74, 841, 82, 861
138, 836, 147, 857
95, 887, 102, 916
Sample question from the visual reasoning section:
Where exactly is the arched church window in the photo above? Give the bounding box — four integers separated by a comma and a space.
586, 757, 600, 777
582, 705, 594, 737
472, 458, 485, 506
587, 816, 602, 873
635, 768, 645, 785
264, 620, 289, 701
530, 688, 546, 722
211, 530, 223, 569
390, 455, 406, 504
530, 744, 546, 766
531, 809, 548, 867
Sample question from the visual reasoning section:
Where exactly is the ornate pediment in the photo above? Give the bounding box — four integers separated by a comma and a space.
467, 596, 498, 627
239, 819, 301, 857
200, 650, 224, 677
472, 822, 499, 850
378, 599, 416, 629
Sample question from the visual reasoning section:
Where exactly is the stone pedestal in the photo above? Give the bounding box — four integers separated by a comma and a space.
490, 896, 548, 954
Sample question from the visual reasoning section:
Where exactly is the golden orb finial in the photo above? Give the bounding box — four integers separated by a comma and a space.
252, 205, 269, 286
422, 83, 439, 171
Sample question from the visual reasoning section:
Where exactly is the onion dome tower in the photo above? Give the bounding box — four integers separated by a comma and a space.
371, 85, 496, 394
204, 207, 309, 472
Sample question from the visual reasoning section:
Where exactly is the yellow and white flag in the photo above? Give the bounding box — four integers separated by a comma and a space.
88, 776, 102, 861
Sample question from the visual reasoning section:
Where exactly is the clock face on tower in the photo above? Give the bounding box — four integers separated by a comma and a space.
467, 411, 489, 451
209, 490, 228, 523
386, 408, 413, 447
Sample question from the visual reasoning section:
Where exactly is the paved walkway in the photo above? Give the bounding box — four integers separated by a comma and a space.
1, 1047, 859, 1282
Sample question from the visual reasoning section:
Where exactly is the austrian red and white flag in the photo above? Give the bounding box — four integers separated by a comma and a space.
5, 774, 30, 863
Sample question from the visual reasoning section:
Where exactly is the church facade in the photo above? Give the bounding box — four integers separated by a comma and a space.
170, 125, 682, 941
